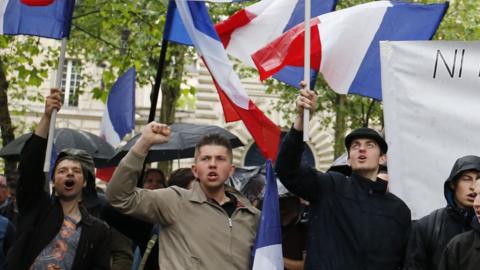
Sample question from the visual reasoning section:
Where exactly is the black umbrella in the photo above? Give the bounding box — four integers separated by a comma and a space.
0, 128, 115, 168
108, 123, 244, 165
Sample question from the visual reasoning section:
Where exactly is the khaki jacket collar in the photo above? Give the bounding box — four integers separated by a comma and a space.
188, 181, 258, 215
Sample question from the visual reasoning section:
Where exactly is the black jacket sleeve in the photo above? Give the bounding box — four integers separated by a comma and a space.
92, 224, 112, 270
438, 243, 457, 270
275, 127, 334, 202
17, 134, 50, 215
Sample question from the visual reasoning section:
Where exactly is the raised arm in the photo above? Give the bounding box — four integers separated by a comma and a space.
106, 122, 181, 225
275, 85, 334, 202
17, 89, 61, 213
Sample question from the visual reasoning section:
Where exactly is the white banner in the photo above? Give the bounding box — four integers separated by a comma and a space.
381, 41, 480, 219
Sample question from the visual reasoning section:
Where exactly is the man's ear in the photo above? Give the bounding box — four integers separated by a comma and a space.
191, 165, 198, 179
379, 154, 387, 165
229, 165, 235, 178
449, 181, 455, 190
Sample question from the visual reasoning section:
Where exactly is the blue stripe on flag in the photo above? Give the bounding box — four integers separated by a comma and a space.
283, 0, 337, 32
163, 1, 193, 46
348, 2, 448, 100
253, 160, 282, 250
107, 67, 136, 140
3, 0, 76, 39
187, 1, 220, 41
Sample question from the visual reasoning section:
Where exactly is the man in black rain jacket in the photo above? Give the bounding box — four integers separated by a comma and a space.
438, 178, 480, 270
275, 86, 411, 270
404, 155, 480, 270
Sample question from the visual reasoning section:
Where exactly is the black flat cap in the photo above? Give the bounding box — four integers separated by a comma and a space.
345, 127, 388, 154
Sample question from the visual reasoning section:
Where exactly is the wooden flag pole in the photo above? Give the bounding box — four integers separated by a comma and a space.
43, 37, 67, 173
303, 0, 311, 142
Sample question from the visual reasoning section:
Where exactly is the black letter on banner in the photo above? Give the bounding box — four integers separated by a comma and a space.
433, 49, 465, 78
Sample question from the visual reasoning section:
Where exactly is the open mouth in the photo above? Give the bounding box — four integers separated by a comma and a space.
64, 179, 75, 189
207, 172, 218, 180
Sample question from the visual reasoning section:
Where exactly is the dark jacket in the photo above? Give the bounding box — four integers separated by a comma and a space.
438, 218, 480, 270
6, 134, 111, 270
403, 155, 480, 270
275, 128, 411, 270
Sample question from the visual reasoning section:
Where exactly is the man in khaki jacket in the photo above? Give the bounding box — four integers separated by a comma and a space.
106, 122, 260, 270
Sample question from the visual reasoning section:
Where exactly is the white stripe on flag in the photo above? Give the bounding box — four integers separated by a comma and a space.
100, 108, 121, 147
0, 0, 10, 34
227, 0, 298, 66
252, 244, 283, 270
319, 1, 391, 94
175, 0, 250, 109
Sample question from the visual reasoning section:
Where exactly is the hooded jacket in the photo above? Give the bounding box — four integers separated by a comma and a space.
6, 134, 111, 270
438, 217, 480, 270
403, 155, 480, 270
276, 128, 411, 270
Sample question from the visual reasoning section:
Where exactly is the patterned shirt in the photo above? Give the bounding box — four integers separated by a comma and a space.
30, 216, 82, 270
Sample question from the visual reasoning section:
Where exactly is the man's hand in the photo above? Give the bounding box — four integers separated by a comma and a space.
45, 88, 62, 117
294, 81, 318, 131
133, 122, 171, 156
35, 88, 62, 138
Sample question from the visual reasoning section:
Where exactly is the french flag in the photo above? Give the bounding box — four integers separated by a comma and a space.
252, 160, 283, 270
100, 67, 136, 147
252, 1, 448, 100
0, 0, 76, 39
173, 0, 281, 161
215, 0, 337, 88
97, 68, 136, 182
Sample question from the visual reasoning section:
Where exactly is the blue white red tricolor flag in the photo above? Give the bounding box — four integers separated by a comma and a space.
97, 68, 136, 182
0, 0, 76, 39
172, 0, 281, 161
100, 67, 136, 147
252, 160, 283, 270
215, 0, 337, 88
252, 1, 448, 100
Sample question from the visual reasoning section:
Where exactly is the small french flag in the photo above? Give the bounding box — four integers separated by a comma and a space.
99, 68, 136, 148
252, 160, 283, 270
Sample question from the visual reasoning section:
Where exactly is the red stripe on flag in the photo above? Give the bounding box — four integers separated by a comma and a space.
212, 79, 280, 162
215, 9, 256, 48
252, 18, 322, 80
21, 0, 54, 6
217, 86, 241, 122
96, 166, 116, 182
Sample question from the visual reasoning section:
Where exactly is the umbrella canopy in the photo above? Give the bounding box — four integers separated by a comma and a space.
108, 123, 243, 165
0, 128, 115, 168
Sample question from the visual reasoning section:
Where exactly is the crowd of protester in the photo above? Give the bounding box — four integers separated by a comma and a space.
0, 88, 479, 270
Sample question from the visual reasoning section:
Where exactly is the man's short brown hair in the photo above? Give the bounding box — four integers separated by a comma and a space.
194, 133, 233, 162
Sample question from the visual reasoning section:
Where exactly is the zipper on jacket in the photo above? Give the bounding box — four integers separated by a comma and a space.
228, 217, 232, 228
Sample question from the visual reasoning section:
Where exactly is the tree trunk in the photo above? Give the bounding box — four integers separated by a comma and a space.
159, 44, 186, 125
333, 94, 347, 159
0, 59, 17, 182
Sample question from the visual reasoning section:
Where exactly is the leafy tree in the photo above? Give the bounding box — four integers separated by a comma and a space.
0, 36, 58, 179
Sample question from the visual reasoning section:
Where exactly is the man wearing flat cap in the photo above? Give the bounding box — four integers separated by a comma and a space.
275, 86, 411, 270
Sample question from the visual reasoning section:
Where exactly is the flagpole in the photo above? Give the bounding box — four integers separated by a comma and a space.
303, 0, 311, 142
43, 37, 67, 173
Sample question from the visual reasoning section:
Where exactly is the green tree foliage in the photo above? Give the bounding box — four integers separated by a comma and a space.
0, 36, 58, 179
